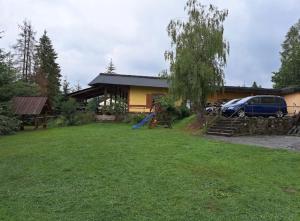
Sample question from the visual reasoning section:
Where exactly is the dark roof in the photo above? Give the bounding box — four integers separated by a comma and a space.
68, 72, 300, 100
280, 86, 300, 95
89, 73, 169, 88
224, 86, 280, 94
12, 97, 51, 115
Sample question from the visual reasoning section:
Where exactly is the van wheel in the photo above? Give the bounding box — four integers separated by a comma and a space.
276, 111, 283, 118
237, 110, 245, 118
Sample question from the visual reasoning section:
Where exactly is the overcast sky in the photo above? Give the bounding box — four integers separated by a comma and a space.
0, 0, 299, 88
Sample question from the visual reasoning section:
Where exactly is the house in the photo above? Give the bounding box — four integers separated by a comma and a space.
69, 73, 300, 114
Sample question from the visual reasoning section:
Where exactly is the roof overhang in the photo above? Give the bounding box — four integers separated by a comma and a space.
89, 73, 169, 88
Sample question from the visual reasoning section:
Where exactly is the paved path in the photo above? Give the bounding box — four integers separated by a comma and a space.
205, 135, 300, 151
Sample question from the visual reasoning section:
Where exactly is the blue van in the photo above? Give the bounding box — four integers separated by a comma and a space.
221, 95, 288, 118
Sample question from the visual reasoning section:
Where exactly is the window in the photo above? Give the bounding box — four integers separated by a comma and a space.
275, 97, 284, 105
248, 97, 261, 105
261, 97, 275, 104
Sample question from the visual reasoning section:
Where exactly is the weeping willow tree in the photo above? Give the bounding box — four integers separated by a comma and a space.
165, 0, 229, 118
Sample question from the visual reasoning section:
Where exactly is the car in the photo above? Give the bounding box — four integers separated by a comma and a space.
206, 99, 240, 115
221, 95, 288, 118
221, 98, 240, 109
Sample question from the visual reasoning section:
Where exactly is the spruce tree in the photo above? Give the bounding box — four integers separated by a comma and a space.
34, 31, 61, 104
62, 77, 71, 97
252, 81, 258, 88
13, 20, 36, 82
106, 59, 116, 74
272, 19, 300, 88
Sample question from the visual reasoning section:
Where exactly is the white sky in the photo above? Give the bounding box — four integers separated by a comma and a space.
0, 0, 299, 88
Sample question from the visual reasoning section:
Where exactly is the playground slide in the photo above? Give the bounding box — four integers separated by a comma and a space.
132, 113, 155, 129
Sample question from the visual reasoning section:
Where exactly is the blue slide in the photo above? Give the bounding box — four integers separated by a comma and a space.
132, 113, 155, 129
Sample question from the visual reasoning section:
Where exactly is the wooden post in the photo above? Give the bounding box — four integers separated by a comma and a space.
110, 93, 112, 106
34, 116, 38, 129
114, 87, 117, 104
20, 115, 24, 131
43, 115, 47, 129
104, 87, 107, 108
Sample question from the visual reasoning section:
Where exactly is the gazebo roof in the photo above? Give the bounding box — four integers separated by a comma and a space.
12, 96, 51, 115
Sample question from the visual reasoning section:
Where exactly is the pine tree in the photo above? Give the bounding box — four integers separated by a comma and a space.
252, 81, 258, 88
272, 19, 300, 88
106, 59, 116, 74
62, 77, 71, 96
34, 31, 61, 104
13, 20, 36, 82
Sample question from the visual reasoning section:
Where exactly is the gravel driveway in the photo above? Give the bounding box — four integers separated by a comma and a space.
205, 135, 300, 151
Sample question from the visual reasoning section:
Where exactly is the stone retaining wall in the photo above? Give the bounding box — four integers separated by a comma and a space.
238, 117, 294, 135
95, 115, 116, 122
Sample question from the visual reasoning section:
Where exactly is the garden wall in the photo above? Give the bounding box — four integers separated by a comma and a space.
237, 117, 294, 135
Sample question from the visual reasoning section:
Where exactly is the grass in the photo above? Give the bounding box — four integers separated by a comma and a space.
0, 123, 300, 220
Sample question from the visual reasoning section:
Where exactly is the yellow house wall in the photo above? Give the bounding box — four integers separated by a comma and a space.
129, 86, 168, 113
284, 92, 300, 114
127, 86, 300, 114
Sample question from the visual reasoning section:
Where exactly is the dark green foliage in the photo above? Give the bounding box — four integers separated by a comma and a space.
0, 115, 20, 135
62, 78, 72, 97
48, 112, 95, 128
100, 96, 127, 115
272, 19, 300, 88
74, 112, 95, 125
165, 0, 229, 113
61, 98, 78, 126
87, 98, 99, 113
60, 98, 95, 126
0, 80, 39, 103
155, 96, 190, 121
111, 97, 127, 116
131, 113, 148, 124
176, 105, 191, 119
0, 36, 39, 116
252, 81, 258, 88
35, 31, 61, 105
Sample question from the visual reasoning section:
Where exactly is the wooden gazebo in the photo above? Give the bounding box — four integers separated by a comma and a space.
12, 96, 52, 130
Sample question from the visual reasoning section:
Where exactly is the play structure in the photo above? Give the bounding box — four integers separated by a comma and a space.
132, 102, 172, 129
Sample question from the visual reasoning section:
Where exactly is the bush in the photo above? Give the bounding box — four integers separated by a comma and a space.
155, 96, 190, 121
74, 112, 95, 125
87, 98, 99, 113
48, 112, 96, 128
125, 113, 147, 124
0, 115, 20, 135
100, 96, 128, 116
61, 98, 78, 126
176, 105, 191, 120
47, 116, 65, 128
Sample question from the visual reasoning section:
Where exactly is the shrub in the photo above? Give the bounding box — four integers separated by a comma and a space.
74, 112, 95, 125
155, 96, 190, 121
176, 105, 191, 119
47, 116, 65, 128
61, 98, 78, 126
131, 113, 147, 124
87, 98, 99, 113
111, 97, 128, 116
0, 115, 20, 135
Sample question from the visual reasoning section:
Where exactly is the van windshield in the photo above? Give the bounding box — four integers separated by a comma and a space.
223, 99, 240, 107
234, 97, 252, 105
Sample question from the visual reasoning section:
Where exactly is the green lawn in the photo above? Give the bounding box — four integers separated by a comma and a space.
0, 123, 300, 221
